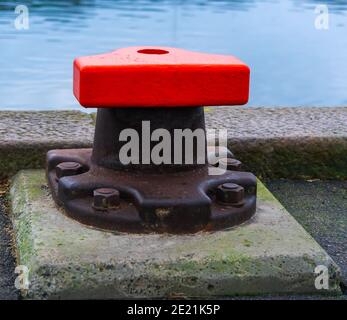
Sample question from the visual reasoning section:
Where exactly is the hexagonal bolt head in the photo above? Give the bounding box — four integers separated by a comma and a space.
216, 183, 245, 205
93, 188, 120, 211
55, 161, 83, 178
218, 158, 242, 171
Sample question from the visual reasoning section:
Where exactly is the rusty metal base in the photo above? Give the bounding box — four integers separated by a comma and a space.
47, 148, 256, 234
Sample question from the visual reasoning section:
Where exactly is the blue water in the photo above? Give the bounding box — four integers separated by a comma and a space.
0, 0, 347, 110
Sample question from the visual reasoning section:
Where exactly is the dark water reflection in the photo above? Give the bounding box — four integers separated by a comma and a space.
293, 0, 347, 13
0, 0, 346, 109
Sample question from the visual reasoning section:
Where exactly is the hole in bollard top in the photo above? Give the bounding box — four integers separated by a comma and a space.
137, 48, 169, 55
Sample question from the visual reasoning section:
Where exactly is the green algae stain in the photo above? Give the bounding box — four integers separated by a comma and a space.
232, 139, 347, 180
243, 239, 252, 247
257, 179, 281, 204
9, 170, 47, 268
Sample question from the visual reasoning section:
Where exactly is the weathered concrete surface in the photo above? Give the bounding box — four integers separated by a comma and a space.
266, 180, 347, 293
205, 107, 347, 179
1, 107, 347, 179
0, 111, 94, 179
9, 170, 341, 299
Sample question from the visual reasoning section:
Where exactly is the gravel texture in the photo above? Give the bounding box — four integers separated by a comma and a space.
266, 179, 347, 293
0, 111, 94, 143
0, 111, 94, 179
205, 107, 347, 179
205, 106, 347, 138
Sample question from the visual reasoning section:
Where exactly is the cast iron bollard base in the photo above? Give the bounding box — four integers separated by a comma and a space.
46, 108, 257, 234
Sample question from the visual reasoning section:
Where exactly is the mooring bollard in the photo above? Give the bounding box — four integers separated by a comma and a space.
46, 46, 257, 233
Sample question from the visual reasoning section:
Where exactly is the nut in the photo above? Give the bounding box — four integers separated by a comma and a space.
56, 162, 83, 178
93, 188, 120, 211
218, 158, 242, 171
216, 183, 244, 205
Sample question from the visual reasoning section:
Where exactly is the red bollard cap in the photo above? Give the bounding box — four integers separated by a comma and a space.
73, 46, 250, 108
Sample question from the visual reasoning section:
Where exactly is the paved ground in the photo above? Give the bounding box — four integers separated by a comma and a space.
2, 107, 345, 142
0, 111, 94, 179
206, 107, 347, 179
205, 106, 347, 138
266, 180, 347, 293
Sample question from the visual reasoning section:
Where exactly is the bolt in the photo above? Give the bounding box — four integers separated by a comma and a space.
218, 157, 242, 171
93, 188, 120, 211
56, 161, 83, 178
216, 183, 244, 206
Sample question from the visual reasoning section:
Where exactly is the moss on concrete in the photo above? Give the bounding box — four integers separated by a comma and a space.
227, 137, 347, 180
9, 171, 45, 268
0, 111, 94, 179
1, 110, 347, 180
9, 170, 341, 299
0, 147, 45, 180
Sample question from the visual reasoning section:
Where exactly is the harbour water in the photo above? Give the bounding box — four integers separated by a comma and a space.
0, 0, 346, 109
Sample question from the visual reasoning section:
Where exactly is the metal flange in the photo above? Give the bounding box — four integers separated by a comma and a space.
47, 150, 256, 234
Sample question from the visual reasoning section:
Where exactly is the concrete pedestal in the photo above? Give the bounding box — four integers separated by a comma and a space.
10, 170, 341, 299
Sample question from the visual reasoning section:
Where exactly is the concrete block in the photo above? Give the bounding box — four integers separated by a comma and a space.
1, 107, 347, 179
0, 111, 94, 179
10, 170, 341, 299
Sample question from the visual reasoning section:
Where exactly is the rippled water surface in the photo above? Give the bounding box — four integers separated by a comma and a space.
0, 0, 346, 109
